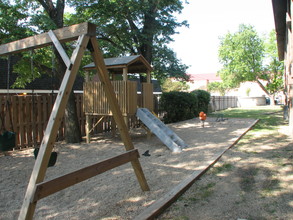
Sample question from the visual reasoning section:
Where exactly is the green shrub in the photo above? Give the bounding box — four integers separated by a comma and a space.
191, 89, 211, 113
160, 91, 198, 123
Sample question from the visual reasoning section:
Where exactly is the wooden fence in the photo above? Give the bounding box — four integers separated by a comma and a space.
0, 93, 158, 150
209, 96, 238, 112
0, 94, 86, 149
0, 94, 237, 150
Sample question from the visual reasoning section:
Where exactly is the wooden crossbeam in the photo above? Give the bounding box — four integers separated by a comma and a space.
32, 149, 140, 203
0, 22, 96, 56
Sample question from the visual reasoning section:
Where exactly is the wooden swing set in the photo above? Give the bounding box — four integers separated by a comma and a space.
0, 22, 149, 220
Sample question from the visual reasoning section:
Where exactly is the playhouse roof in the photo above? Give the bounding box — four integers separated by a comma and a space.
83, 55, 153, 74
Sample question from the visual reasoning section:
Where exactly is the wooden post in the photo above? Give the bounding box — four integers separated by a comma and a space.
88, 37, 149, 191
289, 6, 293, 137
18, 34, 90, 220
85, 72, 92, 143
289, 84, 293, 136
123, 67, 128, 81
111, 116, 117, 137
122, 67, 129, 128
146, 69, 151, 83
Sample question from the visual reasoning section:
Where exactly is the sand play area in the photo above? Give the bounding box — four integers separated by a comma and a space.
0, 117, 257, 219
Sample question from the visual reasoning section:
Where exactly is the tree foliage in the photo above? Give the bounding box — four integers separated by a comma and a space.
0, 0, 82, 143
161, 78, 189, 92
0, 0, 33, 44
68, 0, 190, 82
207, 81, 227, 96
218, 24, 264, 88
262, 30, 284, 95
218, 24, 284, 100
0, 0, 191, 142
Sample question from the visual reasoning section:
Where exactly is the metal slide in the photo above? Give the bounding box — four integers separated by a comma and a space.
136, 108, 188, 152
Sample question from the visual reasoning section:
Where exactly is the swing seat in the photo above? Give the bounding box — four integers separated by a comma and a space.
0, 131, 16, 151
34, 148, 58, 167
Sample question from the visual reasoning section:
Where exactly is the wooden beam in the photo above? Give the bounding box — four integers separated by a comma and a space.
123, 67, 128, 81
18, 34, 90, 220
48, 30, 71, 69
146, 70, 151, 83
88, 116, 105, 134
85, 72, 91, 143
88, 37, 150, 191
0, 22, 96, 56
32, 149, 140, 202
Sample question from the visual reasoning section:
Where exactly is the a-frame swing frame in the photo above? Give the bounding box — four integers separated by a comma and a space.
0, 22, 149, 220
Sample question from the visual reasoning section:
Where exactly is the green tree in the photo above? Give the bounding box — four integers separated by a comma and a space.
1, 0, 191, 143
68, 0, 190, 82
262, 30, 284, 98
218, 24, 283, 104
161, 78, 189, 92
0, 0, 82, 143
0, 1, 32, 44
207, 81, 227, 96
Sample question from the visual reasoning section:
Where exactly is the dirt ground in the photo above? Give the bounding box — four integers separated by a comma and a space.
158, 121, 293, 220
0, 117, 281, 220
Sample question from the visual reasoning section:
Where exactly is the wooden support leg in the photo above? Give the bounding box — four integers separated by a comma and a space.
85, 114, 92, 143
111, 116, 116, 137
88, 36, 149, 191
289, 85, 293, 136
124, 116, 128, 129
18, 35, 90, 220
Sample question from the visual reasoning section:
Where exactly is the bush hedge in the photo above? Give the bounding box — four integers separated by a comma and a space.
191, 89, 211, 113
160, 90, 211, 123
160, 91, 198, 123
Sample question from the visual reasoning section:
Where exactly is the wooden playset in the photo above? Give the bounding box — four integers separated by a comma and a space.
82, 54, 154, 142
0, 22, 149, 220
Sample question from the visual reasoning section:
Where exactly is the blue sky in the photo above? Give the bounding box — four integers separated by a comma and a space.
170, 0, 276, 75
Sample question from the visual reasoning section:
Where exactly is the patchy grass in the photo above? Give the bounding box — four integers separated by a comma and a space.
210, 106, 284, 131
238, 166, 259, 192
158, 106, 293, 220
210, 162, 234, 174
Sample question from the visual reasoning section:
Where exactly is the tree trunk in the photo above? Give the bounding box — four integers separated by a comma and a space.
64, 91, 82, 143
256, 79, 276, 105
54, 47, 82, 143
269, 94, 276, 106
39, 0, 82, 143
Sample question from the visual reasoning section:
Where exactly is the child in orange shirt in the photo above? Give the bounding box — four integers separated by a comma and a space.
199, 111, 207, 127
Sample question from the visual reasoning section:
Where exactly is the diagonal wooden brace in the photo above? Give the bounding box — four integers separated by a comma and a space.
18, 34, 90, 220
48, 30, 72, 69
88, 36, 150, 192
